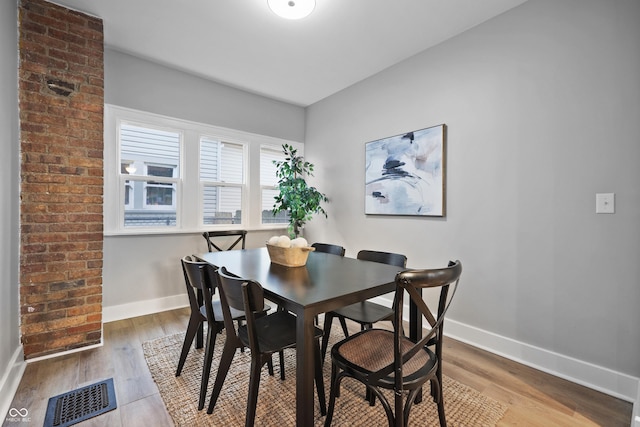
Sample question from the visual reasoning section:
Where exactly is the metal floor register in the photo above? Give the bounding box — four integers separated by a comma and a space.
43, 378, 117, 427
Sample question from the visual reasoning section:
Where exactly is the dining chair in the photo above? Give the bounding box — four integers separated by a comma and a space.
177, 256, 271, 411
324, 260, 462, 427
311, 242, 346, 256
321, 250, 407, 362
202, 229, 247, 252
311, 242, 347, 329
207, 266, 327, 425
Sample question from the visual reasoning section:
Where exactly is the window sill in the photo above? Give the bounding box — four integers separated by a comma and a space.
103, 225, 288, 237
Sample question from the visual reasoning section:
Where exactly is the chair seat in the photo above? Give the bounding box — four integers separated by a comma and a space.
238, 310, 323, 354
332, 301, 394, 325
332, 329, 437, 388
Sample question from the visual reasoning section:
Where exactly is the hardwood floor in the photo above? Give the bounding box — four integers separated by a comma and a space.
5, 308, 632, 426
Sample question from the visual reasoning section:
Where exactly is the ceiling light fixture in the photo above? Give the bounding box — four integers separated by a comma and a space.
268, 0, 316, 20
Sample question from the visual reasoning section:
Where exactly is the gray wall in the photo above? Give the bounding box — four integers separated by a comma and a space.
102, 50, 299, 314
304, 0, 640, 381
105, 49, 305, 142
0, 0, 23, 416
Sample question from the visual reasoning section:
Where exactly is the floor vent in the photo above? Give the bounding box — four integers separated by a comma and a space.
44, 378, 117, 427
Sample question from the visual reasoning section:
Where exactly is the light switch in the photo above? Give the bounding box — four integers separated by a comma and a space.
596, 193, 615, 214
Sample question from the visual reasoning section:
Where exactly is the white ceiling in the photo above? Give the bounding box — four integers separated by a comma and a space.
50, 0, 527, 107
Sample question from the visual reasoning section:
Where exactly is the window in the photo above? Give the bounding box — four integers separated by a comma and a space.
200, 138, 245, 225
104, 105, 302, 235
144, 164, 177, 209
260, 145, 289, 225
119, 123, 180, 227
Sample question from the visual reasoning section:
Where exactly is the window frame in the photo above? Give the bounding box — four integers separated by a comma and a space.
104, 105, 301, 235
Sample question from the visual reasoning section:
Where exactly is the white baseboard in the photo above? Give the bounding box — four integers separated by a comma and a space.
368, 295, 640, 406
25, 342, 103, 364
0, 345, 26, 421
103, 294, 189, 324
633, 382, 640, 427
444, 319, 639, 403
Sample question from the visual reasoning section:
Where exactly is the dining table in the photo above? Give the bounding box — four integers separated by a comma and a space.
198, 247, 421, 427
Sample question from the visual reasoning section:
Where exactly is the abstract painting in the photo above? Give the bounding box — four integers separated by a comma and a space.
365, 124, 446, 216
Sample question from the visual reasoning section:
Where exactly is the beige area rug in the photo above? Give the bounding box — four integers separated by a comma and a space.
142, 329, 507, 426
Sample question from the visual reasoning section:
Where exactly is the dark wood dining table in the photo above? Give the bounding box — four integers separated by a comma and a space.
198, 247, 420, 427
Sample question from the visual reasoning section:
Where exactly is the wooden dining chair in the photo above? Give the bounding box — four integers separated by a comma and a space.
177, 256, 271, 411
324, 260, 462, 427
207, 266, 327, 425
311, 242, 347, 329
202, 230, 247, 252
321, 250, 407, 362
311, 242, 346, 257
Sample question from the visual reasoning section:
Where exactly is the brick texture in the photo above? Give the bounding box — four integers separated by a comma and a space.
19, 0, 104, 359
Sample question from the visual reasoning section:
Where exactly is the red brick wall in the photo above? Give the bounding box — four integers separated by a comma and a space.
18, 0, 104, 359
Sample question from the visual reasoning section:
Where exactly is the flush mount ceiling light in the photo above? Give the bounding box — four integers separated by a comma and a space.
268, 0, 316, 20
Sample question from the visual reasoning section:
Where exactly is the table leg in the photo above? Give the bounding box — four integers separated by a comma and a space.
296, 310, 316, 426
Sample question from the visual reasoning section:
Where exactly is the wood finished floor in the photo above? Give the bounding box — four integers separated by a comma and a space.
5, 307, 632, 426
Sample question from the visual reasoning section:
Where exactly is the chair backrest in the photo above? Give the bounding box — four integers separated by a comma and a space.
216, 266, 265, 350
202, 230, 247, 252
181, 255, 218, 324
357, 250, 407, 268
370, 260, 462, 388
311, 242, 346, 256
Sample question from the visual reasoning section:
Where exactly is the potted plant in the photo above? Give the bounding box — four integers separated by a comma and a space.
272, 144, 328, 238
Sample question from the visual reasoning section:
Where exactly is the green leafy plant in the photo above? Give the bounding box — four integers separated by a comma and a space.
272, 144, 328, 238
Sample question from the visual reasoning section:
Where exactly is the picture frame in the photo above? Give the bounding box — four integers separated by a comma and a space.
365, 124, 446, 217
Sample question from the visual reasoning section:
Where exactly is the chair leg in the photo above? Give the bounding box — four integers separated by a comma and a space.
267, 356, 275, 376
321, 313, 333, 363
314, 340, 326, 415
366, 387, 376, 406
207, 342, 237, 414
237, 319, 245, 353
338, 316, 349, 338
245, 357, 263, 427
176, 316, 200, 376
434, 377, 446, 427
436, 398, 447, 427
324, 362, 339, 426
279, 350, 286, 381
198, 326, 218, 410
402, 388, 421, 426
196, 318, 204, 349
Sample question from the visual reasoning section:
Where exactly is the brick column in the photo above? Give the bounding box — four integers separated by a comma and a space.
19, 0, 104, 359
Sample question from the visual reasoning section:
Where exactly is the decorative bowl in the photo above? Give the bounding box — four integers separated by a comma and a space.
266, 243, 315, 267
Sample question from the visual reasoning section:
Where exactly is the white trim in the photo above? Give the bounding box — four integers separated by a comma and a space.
0, 345, 26, 421
633, 381, 640, 427
25, 342, 103, 364
103, 294, 189, 324
445, 319, 639, 403
368, 295, 640, 405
